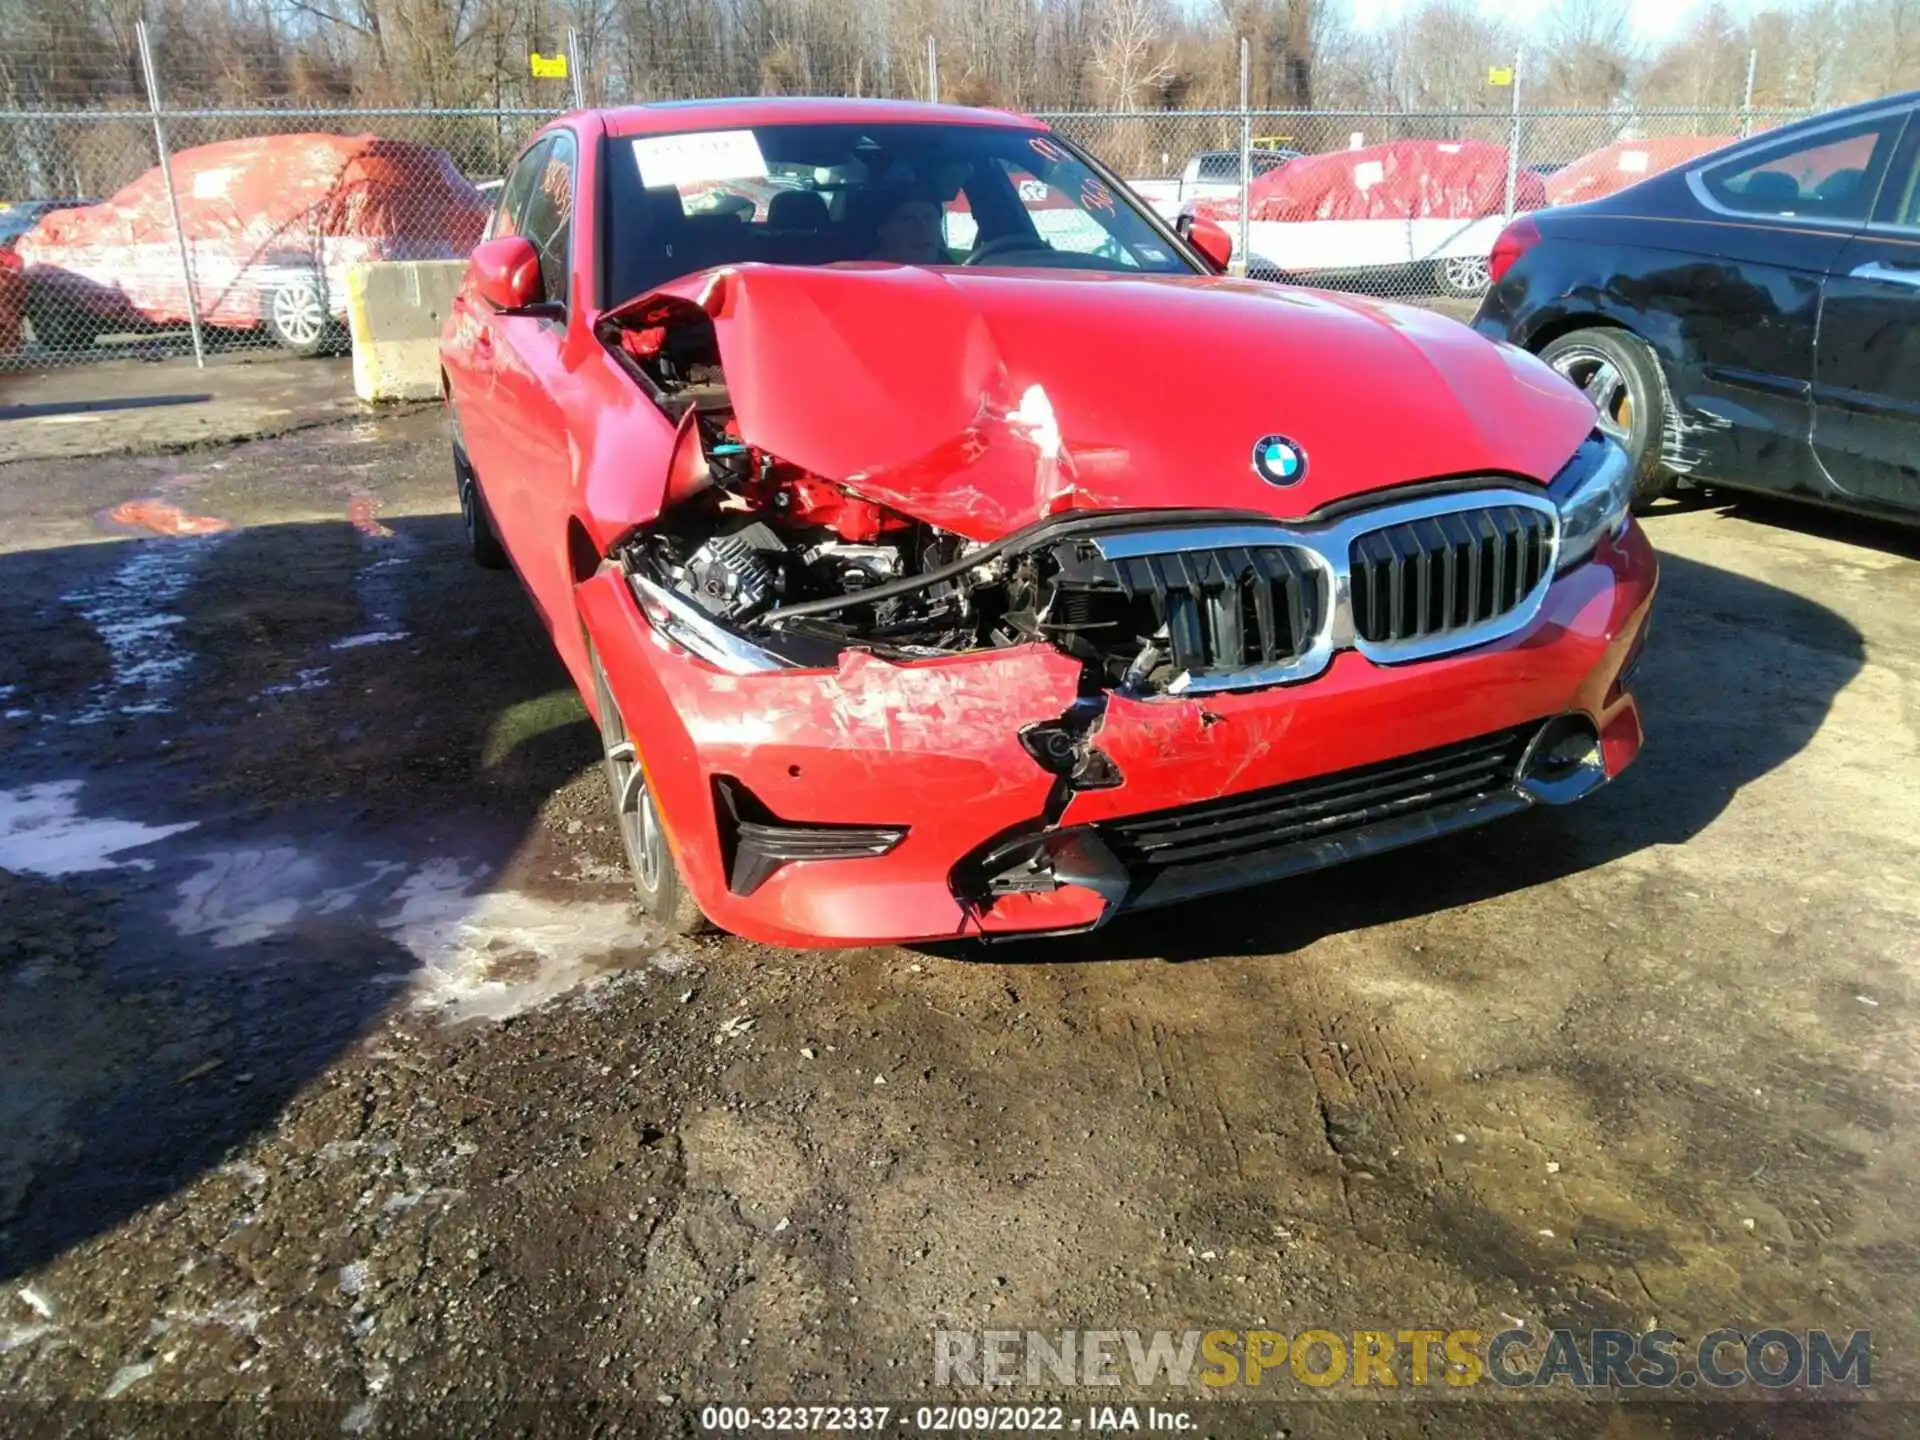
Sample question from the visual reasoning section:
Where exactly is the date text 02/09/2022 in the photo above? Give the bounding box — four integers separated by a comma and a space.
698, 1404, 1198, 1432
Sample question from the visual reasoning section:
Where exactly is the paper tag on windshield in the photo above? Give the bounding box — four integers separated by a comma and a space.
632, 130, 768, 189
1618, 150, 1651, 173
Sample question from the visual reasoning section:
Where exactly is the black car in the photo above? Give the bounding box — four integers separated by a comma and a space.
1474, 92, 1920, 523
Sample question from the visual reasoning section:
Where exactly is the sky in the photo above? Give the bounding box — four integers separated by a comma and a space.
1344, 0, 1770, 44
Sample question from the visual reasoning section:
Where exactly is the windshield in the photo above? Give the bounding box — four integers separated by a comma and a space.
600, 121, 1195, 308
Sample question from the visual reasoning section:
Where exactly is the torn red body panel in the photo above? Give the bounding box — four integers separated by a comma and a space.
439, 99, 1658, 950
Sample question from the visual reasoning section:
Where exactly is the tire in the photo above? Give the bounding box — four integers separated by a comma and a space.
23, 289, 103, 352
1434, 254, 1491, 299
264, 272, 333, 356
1538, 327, 1673, 512
450, 416, 508, 570
591, 647, 710, 936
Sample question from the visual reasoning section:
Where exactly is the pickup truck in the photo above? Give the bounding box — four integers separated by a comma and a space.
1127, 148, 1299, 219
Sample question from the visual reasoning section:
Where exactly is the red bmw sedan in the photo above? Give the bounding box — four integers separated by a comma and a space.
440, 98, 1657, 948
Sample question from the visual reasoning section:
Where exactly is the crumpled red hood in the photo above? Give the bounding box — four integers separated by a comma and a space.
619, 263, 1593, 542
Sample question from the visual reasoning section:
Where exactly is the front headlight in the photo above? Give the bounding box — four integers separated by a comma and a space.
629, 571, 793, 674
1548, 434, 1634, 574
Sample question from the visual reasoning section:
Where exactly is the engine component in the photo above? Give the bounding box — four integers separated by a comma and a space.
803, 541, 903, 591
685, 530, 781, 622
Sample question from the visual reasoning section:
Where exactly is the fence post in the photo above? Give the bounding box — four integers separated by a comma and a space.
1741, 48, 1757, 137
135, 19, 205, 370
926, 36, 939, 103
567, 28, 586, 110
1502, 50, 1522, 223
1235, 36, 1251, 278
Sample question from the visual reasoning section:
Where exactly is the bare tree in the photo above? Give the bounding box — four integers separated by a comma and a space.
1092, 0, 1174, 108
1538, 0, 1635, 106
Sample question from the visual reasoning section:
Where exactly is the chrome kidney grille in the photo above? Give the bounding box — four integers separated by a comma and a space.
1088, 489, 1561, 694
1348, 505, 1556, 646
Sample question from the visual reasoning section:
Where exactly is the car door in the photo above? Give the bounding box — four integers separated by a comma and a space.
1814, 107, 1920, 514
1670, 109, 1907, 493
444, 138, 548, 523
473, 130, 580, 632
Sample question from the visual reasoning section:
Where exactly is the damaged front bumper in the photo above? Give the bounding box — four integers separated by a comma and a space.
576, 522, 1657, 949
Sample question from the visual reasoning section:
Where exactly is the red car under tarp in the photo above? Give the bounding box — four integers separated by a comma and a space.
1194, 139, 1546, 223
1546, 135, 1737, 208
16, 133, 489, 336
0, 249, 23, 354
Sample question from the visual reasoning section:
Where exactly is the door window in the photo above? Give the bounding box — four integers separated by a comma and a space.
517, 133, 576, 305
1875, 134, 1920, 230
490, 140, 549, 242
1700, 116, 1903, 222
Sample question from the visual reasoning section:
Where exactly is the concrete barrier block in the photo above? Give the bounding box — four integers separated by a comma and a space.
345, 259, 468, 403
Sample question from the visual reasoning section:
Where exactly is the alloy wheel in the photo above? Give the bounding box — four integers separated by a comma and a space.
1440, 255, 1490, 295
1548, 345, 1635, 446
271, 280, 326, 348
598, 679, 661, 893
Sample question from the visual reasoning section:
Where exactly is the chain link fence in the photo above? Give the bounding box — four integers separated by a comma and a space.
1043, 105, 1810, 303
0, 22, 1817, 373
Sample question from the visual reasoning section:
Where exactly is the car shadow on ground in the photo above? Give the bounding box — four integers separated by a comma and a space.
1687, 488, 1920, 561
0, 513, 598, 1283
960, 545, 1866, 966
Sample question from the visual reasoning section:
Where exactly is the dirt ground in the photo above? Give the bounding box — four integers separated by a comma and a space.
1, 397, 1917, 1439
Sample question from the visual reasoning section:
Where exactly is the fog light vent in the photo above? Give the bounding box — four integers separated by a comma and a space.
1517, 714, 1606, 804
714, 778, 906, 896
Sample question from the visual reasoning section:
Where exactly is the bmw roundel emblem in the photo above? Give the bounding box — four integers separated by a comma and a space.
1252, 434, 1307, 486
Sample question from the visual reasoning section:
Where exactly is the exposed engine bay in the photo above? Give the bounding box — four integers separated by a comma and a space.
602, 300, 1183, 692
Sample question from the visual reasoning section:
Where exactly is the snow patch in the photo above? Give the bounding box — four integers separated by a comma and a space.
259, 666, 332, 697
101, 1360, 156, 1399
379, 860, 643, 1021
63, 535, 221, 723
165, 847, 650, 1019
330, 631, 410, 651
0, 781, 197, 876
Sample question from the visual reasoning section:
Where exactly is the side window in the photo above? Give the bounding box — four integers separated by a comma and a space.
1876, 122, 1920, 230
1196, 153, 1236, 182
490, 140, 548, 242
517, 132, 576, 305
1700, 116, 1903, 223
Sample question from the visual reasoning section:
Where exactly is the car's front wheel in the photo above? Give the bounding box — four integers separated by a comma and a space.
1539, 327, 1673, 511
264, 272, 333, 356
448, 404, 507, 569
1434, 254, 1491, 298
591, 646, 709, 936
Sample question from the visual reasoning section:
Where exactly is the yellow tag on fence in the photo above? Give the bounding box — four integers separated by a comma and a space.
1487, 66, 1514, 86
531, 52, 569, 79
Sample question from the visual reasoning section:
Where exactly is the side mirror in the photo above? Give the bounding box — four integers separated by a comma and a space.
469, 234, 545, 312
1181, 215, 1234, 274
